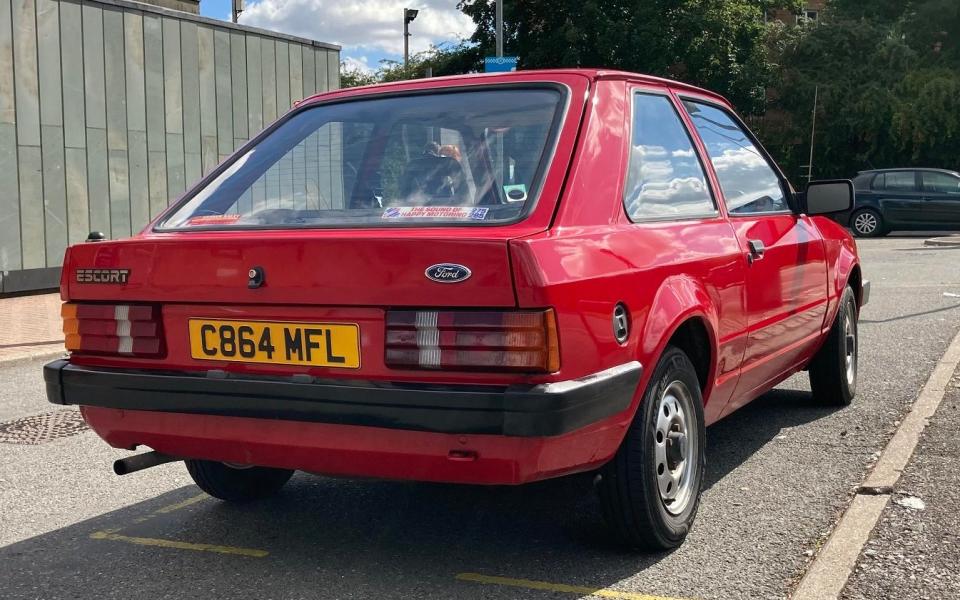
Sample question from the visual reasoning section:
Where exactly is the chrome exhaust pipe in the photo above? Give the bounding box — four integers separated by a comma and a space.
113, 451, 179, 475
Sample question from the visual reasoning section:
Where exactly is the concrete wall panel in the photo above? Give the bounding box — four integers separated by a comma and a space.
144, 13, 167, 219
0, 0, 339, 284
214, 28, 232, 157
230, 32, 247, 144
274, 40, 290, 114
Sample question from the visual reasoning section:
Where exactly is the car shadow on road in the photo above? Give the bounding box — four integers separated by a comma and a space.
860, 302, 960, 324
0, 388, 835, 599
704, 388, 835, 492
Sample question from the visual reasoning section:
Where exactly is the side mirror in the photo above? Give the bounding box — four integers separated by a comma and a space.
802, 179, 854, 215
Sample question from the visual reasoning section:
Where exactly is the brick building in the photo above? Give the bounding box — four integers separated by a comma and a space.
768, 0, 826, 25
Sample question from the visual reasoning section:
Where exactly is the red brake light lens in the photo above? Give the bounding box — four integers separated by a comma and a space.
62, 303, 163, 357
385, 309, 560, 373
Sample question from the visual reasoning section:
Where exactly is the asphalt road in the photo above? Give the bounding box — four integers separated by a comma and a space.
2, 236, 959, 600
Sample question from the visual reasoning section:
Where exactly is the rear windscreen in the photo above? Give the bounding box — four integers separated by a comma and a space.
158, 88, 565, 229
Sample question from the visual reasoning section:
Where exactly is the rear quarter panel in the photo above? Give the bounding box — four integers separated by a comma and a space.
510, 79, 748, 430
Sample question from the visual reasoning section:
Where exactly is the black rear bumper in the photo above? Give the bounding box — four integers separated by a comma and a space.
44, 360, 642, 437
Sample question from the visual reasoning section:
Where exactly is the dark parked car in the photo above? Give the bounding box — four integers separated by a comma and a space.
846, 168, 960, 237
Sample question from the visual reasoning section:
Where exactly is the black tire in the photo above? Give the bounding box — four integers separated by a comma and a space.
850, 208, 885, 238
185, 459, 294, 502
809, 286, 859, 406
597, 346, 706, 550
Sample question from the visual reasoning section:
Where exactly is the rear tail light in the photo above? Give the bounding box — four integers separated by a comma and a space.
385, 309, 560, 373
62, 303, 163, 357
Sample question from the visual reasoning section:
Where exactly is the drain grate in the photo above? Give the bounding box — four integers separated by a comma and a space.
0, 410, 89, 445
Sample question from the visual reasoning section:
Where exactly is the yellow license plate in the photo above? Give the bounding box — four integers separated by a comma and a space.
188, 319, 360, 368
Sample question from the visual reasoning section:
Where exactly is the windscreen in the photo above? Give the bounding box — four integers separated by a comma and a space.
158, 88, 564, 229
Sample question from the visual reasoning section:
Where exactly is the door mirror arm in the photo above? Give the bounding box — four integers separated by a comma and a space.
792, 191, 807, 215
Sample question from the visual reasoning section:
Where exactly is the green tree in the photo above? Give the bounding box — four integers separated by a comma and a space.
340, 64, 380, 88
340, 42, 481, 88
764, 0, 960, 180
457, 0, 801, 112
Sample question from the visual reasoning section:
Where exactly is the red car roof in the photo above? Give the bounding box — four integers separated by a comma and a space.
299, 68, 731, 109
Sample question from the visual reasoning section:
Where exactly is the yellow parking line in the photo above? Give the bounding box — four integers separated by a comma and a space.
90, 530, 268, 558
156, 493, 209, 514
455, 573, 691, 600
131, 493, 210, 523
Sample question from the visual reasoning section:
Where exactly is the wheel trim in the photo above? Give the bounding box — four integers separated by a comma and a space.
843, 301, 857, 386
854, 212, 878, 235
654, 380, 698, 516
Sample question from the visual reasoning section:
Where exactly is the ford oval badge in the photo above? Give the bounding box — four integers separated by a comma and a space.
425, 263, 472, 283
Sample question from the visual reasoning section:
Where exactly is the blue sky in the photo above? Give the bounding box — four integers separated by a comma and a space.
200, 0, 474, 73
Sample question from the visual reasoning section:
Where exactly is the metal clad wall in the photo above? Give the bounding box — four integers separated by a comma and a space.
144, 12, 167, 218
0, 0, 339, 280
60, 0, 89, 246
0, 0, 21, 269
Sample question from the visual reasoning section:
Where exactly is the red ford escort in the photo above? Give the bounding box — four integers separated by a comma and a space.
45, 69, 868, 550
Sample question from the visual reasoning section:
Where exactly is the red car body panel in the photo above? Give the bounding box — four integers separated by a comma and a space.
80, 404, 627, 485
49, 69, 863, 485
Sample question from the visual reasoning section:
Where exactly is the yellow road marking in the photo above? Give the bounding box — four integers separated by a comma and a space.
156, 493, 209, 514
455, 573, 691, 600
92, 492, 262, 557
90, 531, 268, 558
131, 493, 210, 523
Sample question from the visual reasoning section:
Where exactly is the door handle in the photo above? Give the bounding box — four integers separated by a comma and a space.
747, 239, 765, 264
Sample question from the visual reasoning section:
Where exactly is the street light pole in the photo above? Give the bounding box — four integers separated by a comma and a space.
495, 1, 503, 57
403, 8, 419, 68
807, 85, 818, 182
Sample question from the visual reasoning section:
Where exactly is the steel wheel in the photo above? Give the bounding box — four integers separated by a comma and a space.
185, 459, 293, 502
809, 286, 859, 406
654, 380, 698, 516
842, 299, 857, 387
597, 346, 706, 550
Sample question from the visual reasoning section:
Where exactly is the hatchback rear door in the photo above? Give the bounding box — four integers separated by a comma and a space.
62, 75, 591, 380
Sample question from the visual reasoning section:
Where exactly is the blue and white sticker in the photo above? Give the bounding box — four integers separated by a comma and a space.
382, 206, 489, 220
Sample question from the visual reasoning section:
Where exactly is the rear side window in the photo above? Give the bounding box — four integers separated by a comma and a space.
873, 172, 917, 191
158, 88, 564, 229
920, 171, 960, 194
623, 93, 715, 220
682, 100, 789, 215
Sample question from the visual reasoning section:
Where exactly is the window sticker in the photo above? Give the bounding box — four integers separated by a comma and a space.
382, 206, 489, 220
503, 184, 528, 202
186, 214, 242, 226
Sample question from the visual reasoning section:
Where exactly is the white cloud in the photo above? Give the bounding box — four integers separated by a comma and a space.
710, 147, 785, 211
625, 144, 713, 216
239, 0, 474, 57
343, 55, 375, 74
